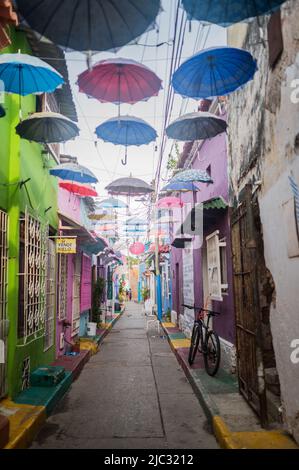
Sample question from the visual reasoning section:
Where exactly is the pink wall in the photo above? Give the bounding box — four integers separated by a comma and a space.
80, 253, 92, 312
58, 188, 81, 224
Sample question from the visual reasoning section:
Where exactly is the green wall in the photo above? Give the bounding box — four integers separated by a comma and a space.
0, 29, 59, 398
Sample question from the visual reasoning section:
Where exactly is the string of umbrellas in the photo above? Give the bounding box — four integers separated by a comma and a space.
0, 1, 289, 205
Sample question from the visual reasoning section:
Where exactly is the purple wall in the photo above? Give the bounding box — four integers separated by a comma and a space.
81, 253, 92, 312
170, 110, 235, 344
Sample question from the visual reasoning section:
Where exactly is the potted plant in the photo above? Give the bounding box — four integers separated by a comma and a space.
92, 277, 106, 325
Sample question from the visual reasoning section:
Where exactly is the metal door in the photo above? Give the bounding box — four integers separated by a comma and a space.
231, 185, 268, 425
0, 210, 8, 398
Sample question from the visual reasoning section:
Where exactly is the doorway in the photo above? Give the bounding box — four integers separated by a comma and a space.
231, 184, 280, 427
0, 210, 8, 398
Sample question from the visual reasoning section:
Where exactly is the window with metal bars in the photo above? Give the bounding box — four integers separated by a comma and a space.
44, 237, 56, 351
57, 254, 68, 321
18, 210, 48, 343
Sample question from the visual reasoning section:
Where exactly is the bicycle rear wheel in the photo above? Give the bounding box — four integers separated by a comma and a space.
204, 330, 221, 376
188, 324, 200, 365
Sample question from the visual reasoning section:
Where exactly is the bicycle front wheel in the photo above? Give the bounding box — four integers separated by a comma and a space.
204, 330, 221, 376
188, 324, 200, 365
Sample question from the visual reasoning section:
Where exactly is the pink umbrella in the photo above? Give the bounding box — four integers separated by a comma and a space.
78, 58, 162, 105
156, 196, 184, 209
129, 242, 145, 255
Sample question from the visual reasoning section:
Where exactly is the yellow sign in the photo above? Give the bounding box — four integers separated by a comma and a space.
56, 238, 77, 254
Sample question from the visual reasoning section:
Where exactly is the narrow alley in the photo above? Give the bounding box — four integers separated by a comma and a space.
31, 303, 218, 450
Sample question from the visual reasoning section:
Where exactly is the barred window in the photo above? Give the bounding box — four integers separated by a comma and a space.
18, 210, 48, 343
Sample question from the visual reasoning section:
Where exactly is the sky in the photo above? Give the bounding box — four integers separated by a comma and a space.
63, 0, 227, 243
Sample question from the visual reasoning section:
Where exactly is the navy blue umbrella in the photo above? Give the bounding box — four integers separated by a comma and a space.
17, 0, 160, 52
96, 116, 157, 165
182, 0, 287, 27
166, 112, 227, 141
172, 47, 257, 99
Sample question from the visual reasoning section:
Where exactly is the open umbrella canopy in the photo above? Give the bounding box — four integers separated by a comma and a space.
15, 112, 79, 143
166, 112, 227, 141
50, 163, 98, 183
0, 53, 63, 95
129, 242, 145, 255
161, 181, 199, 192
106, 176, 153, 196
125, 217, 147, 226
98, 197, 128, 209
78, 58, 162, 104
95, 116, 157, 146
172, 47, 257, 99
157, 197, 184, 209
172, 169, 213, 184
16, 0, 160, 52
59, 181, 98, 197
182, 0, 287, 27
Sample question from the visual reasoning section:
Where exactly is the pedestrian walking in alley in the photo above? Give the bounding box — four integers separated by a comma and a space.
129, 288, 132, 301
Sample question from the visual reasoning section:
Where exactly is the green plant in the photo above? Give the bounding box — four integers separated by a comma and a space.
91, 277, 106, 323
118, 279, 126, 303
141, 286, 150, 302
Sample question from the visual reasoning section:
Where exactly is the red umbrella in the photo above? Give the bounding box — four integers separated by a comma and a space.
78, 58, 162, 105
59, 181, 98, 197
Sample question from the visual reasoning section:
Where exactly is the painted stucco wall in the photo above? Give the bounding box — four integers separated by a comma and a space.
227, 0, 299, 442
0, 30, 59, 398
170, 114, 235, 351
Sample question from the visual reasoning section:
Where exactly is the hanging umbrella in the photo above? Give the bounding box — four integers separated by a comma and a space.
172, 169, 213, 184
50, 163, 98, 184
166, 112, 227, 141
129, 242, 145, 255
98, 197, 128, 209
161, 181, 199, 192
157, 197, 184, 209
16, 0, 160, 52
0, 53, 63, 96
15, 112, 79, 143
95, 116, 157, 165
182, 0, 287, 27
106, 176, 153, 196
88, 210, 109, 221
125, 217, 147, 226
172, 47, 257, 99
59, 181, 98, 197
78, 58, 162, 105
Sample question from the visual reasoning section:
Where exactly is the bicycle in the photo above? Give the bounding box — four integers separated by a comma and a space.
182, 304, 221, 376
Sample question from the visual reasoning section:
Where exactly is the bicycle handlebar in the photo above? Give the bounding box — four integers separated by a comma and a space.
182, 304, 220, 315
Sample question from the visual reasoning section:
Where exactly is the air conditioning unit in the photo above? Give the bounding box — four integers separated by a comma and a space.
60, 332, 65, 350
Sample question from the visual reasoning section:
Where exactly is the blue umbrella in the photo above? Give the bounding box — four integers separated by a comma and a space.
172, 47, 257, 99
172, 169, 213, 184
166, 112, 227, 141
17, 0, 160, 52
50, 163, 98, 183
125, 217, 147, 226
182, 0, 287, 27
161, 181, 199, 192
95, 115, 157, 165
98, 197, 128, 209
0, 53, 64, 96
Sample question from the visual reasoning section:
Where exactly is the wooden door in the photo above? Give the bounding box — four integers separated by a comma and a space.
231, 185, 268, 426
